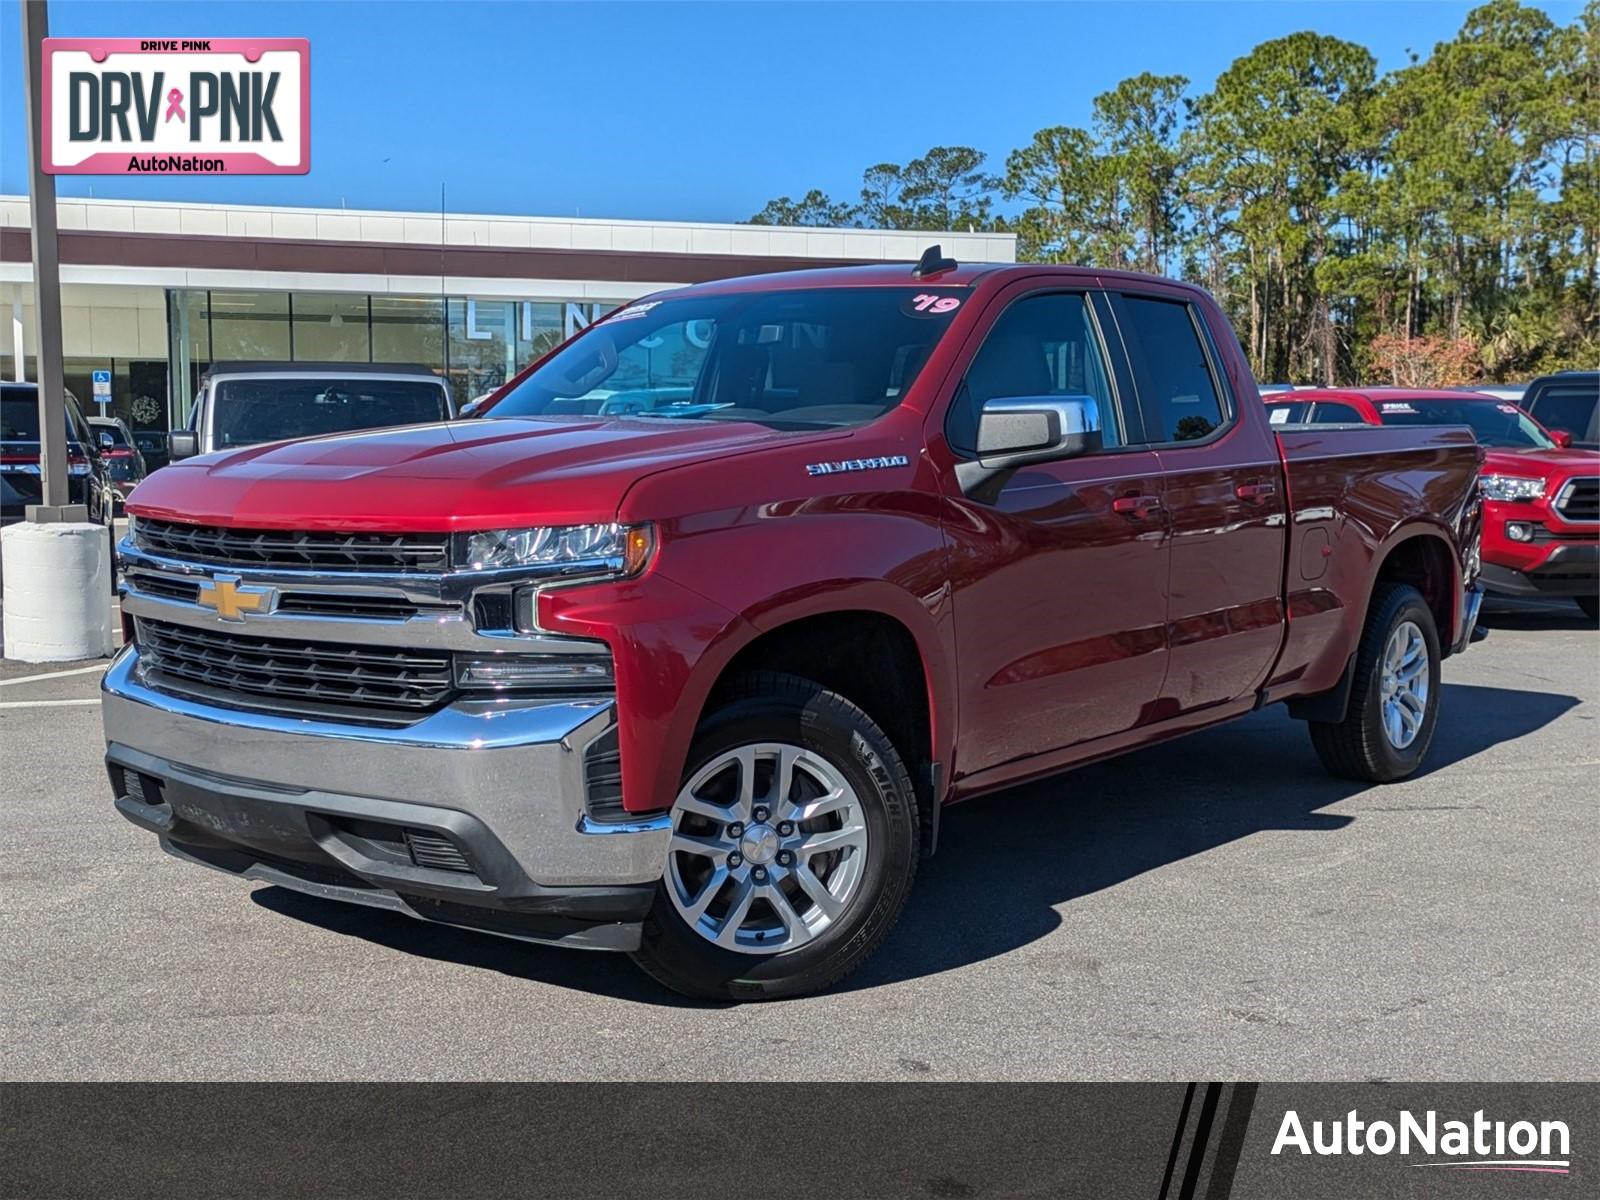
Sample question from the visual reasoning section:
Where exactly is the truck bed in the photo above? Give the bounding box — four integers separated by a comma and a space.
1268, 424, 1481, 699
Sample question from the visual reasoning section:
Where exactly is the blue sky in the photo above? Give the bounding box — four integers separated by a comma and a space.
0, 1, 1583, 223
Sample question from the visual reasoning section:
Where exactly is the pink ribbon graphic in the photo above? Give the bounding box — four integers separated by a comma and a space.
164, 88, 185, 123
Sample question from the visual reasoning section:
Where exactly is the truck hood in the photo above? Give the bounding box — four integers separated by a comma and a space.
1481, 445, 1600, 479
127, 416, 825, 531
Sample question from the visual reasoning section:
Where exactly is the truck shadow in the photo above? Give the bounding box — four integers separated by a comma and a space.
252, 680, 1576, 1005
846, 680, 1577, 992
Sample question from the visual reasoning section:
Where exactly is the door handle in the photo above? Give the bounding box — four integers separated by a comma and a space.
1235, 482, 1278, 503
1113, 495, 1163, 517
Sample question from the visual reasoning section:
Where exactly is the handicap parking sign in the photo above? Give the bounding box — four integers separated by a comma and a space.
91, 369, 112, 408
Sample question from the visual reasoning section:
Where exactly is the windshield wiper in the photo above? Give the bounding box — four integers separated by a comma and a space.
631, 403, 735, 420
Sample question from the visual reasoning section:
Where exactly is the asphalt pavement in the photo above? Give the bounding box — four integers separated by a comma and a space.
2, 596, 1595, 1081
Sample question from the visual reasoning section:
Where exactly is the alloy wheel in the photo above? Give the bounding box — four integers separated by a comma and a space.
666, 743, 868, 954
1379, 619, 1430, 749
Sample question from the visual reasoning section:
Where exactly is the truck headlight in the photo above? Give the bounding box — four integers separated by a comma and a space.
455, 523, 653, 576
1479, 475, 1545, 502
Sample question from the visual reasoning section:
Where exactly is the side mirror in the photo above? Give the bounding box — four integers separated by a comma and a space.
1550, 429, 1573, 448
459, 398, 483, 418
98, 431, 115, 449
168, 431, 199, 460
956, 394, 1103, 502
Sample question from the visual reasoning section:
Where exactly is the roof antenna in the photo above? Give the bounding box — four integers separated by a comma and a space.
913, 243, 958, 278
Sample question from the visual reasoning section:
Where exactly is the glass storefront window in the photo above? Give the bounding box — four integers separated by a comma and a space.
371, 296, 446, 370
210, 290, 290, 361
517, 302, 566, 369
168, 288, 212, 423
448, 298, 517, 405
161, 290, 633, 420
292, 293, 371, 362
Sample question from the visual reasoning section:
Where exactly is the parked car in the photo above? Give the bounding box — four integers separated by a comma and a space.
88, 415, 148, 510
106, 258, 1483, 999
1266, 387, 1598, 619
1, 382, 116, 526
168, 361, 457, 460
1519, 371, 1598, 451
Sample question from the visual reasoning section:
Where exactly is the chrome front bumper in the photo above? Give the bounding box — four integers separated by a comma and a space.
102, 648, 670, 894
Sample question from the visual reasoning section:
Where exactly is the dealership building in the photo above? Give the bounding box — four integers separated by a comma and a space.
0, 195, 1016, 449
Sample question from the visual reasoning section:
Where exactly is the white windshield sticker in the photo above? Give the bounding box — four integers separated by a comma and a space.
1497, 403, 1520, 414
606, 301, 662, 323
1380, 402, 1417, 414
1268, 407, 1290, 424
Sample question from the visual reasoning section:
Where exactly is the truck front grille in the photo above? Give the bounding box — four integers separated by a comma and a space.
136, 617, 454, 724
124, 569, 451, 622
1555, 477, 1598, 523
134, 518, 450, 573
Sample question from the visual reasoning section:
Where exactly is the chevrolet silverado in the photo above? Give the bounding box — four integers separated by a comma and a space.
105, 255, 1484, 999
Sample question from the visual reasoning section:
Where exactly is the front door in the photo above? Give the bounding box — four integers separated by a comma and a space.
941, 289, 1172, 780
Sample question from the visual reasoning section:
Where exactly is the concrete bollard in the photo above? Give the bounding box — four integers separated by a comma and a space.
1, 521, 115, 662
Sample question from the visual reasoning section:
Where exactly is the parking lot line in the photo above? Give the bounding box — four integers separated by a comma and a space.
0, 664, 108, 687
0, 698, 102, 708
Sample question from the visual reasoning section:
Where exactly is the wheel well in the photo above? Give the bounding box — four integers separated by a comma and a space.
1374, 534, 1454, 640
711, 611, 935, 841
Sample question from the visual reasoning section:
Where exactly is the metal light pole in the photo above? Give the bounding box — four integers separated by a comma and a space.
4, 0, 110, 665
19, 0, 79, 522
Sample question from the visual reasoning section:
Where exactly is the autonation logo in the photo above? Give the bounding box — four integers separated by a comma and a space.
1272, 1108, 1571, 1175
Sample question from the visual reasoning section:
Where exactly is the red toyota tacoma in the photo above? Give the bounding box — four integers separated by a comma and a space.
1265, 388, 1599, 620
105, 257, 1484, 999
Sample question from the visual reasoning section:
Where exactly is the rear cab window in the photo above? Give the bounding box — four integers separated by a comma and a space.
1309, 402, 1367, 425
1111, 294, 1230, 444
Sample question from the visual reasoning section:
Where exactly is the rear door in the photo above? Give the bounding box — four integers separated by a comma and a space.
941, 285, 1172, 775
1107, 290, 1288, 715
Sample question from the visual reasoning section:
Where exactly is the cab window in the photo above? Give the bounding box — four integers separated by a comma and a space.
1309, 402, 1366, 424
1115, 296, 1228, 443
948, 292, 1119, 455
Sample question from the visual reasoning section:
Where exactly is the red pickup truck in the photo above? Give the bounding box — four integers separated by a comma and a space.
1264, 388, 1599, 619
105, 258, 1483, 999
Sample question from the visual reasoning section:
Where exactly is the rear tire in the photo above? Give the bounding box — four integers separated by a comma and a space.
631, 672, 919, 1001
1577, 594, 1598, 622
1308, 583, 1441, 783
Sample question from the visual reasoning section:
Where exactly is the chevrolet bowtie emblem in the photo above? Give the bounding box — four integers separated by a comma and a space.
197, 576, 274, 621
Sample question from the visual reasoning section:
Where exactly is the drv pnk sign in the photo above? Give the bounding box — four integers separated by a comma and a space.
42, 39, 309, 175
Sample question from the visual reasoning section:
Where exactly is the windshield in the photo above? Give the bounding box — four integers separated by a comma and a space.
212, 378, 451, 448
90, 420, 131, 446
1374, 398, 1553, 449
1, 391, 79, 445
483, 287, 967, 429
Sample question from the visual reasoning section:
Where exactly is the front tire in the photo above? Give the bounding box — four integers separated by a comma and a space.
631, 672, 918, 1001
1308, 582, 1441, 783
